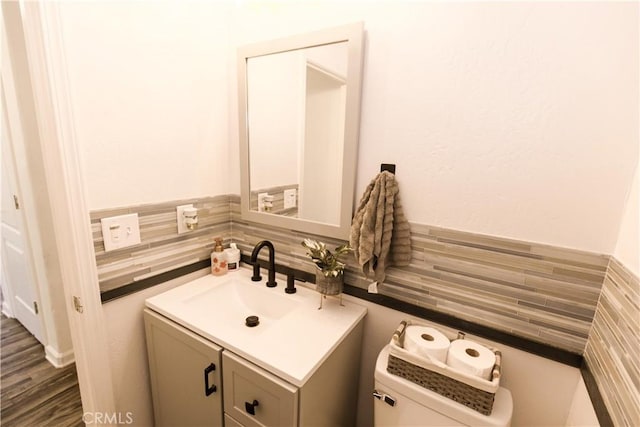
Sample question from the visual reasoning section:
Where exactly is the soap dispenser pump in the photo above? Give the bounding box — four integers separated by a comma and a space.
211, 237, 227, 276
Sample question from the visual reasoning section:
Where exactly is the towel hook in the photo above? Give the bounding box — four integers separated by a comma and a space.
380, 163, 396, 174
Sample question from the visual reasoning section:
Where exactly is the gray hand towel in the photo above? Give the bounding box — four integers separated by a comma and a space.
350, 171, 411, 283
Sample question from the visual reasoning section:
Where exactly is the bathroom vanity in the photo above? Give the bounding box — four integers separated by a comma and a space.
143, 269, 367, 426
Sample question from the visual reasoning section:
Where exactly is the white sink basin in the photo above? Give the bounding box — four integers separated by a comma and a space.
181, 274, 297, 323
145, 267, 367, 386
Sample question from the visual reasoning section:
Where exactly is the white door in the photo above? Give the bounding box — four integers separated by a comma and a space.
1, 89, 44, 343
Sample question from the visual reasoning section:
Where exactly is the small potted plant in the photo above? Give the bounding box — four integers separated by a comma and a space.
302, 238, 352, 296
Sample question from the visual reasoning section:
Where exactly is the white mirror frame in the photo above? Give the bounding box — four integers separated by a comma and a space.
238, 22, 364, 240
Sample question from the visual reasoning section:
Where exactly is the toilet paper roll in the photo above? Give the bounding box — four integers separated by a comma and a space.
446, 339, 496, 380
404, 326, 450, 363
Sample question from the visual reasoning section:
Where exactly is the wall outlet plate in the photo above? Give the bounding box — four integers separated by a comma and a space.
176, 204, 194, 234
257, 193, 268, 212
101, 213, 141, 252
284, 188, 297, 209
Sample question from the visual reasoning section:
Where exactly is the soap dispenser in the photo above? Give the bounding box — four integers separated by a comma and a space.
225, 243, 241, 272
211, 237, 227, 276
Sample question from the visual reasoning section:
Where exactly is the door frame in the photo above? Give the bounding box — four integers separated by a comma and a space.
1, 3, 78, 367
18, 0, 116, 418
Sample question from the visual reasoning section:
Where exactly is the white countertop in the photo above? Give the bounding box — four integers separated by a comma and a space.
145, 268, 367, 387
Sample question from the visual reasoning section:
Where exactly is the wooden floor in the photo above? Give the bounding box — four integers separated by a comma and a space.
1, 315, 84, 427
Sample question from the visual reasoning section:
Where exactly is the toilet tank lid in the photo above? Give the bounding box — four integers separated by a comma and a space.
375, 345, 513, 427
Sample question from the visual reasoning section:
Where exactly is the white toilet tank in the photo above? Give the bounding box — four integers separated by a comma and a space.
374, 345, 513, 427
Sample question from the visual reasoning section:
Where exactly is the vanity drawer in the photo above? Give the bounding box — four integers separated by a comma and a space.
223, 351, 298, 427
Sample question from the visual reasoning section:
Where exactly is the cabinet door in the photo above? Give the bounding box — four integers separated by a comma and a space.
144, 309, 223, 427
223, 351, 298, 427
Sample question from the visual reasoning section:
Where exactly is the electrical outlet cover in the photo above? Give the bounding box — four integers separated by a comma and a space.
257, 193, 268, 212
176, 204, 194, 234
284, 189, 297, 209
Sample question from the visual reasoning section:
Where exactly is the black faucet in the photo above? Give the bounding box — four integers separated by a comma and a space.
285, 269, 306, 294
250, 240, 277, 288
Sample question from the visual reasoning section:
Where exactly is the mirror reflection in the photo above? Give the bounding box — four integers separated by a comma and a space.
247, 42, 348, 226
239, 22, 363, 239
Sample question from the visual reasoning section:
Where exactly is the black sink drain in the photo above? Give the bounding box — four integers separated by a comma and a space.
245, 315, 259, 327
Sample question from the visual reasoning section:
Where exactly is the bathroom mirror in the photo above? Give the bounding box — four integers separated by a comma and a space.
238, 22, 364, 239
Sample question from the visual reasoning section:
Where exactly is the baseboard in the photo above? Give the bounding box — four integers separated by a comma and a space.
45, 344, 75, 368
2, 302, 14, 318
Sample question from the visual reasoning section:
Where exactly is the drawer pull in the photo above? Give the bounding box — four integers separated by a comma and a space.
245, 399, 259, 415
373, 390, 396, 407
204, 363, 217, 396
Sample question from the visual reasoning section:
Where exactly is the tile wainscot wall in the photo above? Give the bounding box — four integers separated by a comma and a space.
584, 257, 639, 427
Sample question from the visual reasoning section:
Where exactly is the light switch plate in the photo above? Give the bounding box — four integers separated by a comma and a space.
101, 213, 141, 252
284, 189, 297, 209
176, 204, 193, 234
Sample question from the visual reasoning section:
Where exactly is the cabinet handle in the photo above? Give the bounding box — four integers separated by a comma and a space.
244, 399, 259, 415
203, 363, 217, 396
373, 390, 396, 407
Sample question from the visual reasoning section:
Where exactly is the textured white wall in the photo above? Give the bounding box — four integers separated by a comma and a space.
58, 1, 232, 210
614, 166, 639, 276
59, 1, 638, 254
358, 2, 638, 254
229, 2, 639, 255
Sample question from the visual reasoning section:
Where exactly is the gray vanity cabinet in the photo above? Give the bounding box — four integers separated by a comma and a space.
144, 309, 223, 426
144, 306, 364, 427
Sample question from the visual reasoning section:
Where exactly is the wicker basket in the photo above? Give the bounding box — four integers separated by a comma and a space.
387, 320, 502, 416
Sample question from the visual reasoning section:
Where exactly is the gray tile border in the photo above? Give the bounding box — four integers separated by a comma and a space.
226, 194, 607, 353
92, 194, 608, 353
91, 196, 231, 293
584, 257, 639, 427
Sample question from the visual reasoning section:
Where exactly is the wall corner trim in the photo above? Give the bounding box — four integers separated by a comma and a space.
45, 344, 75, 369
